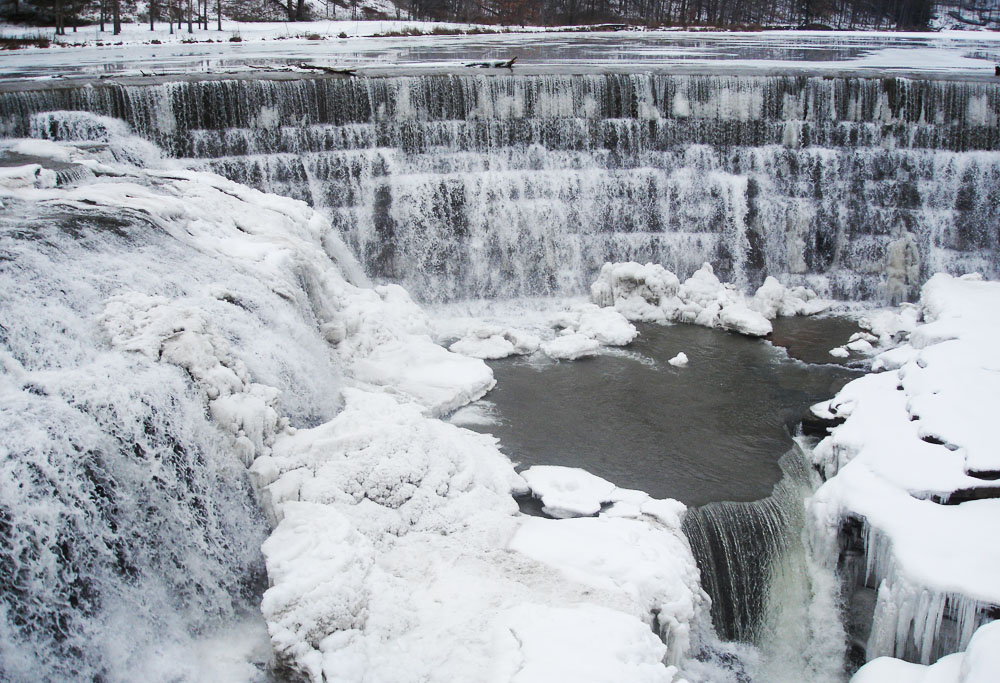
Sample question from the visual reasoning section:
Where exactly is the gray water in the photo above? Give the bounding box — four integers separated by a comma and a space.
468, 318, 860, 506
3, 31, 1000, 81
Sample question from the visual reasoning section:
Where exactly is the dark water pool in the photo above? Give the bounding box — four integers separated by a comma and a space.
467, 317, 861, 506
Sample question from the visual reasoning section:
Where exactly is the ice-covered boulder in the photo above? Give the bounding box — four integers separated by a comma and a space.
590, 261, 834, 338
751, 276, 829, 318
449, 333, 517, 359
590, 261, 680, 319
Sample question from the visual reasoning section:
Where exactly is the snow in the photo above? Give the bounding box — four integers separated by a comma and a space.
668, 352, 689, 367
496, 604, 678, 683
851, 621, 1000, 683
592, 261, 830, 337
541, 332, 601, 360
449, 333, 517, 359
522, 466, 618, 518
511, 514, 708, 667
810, 273, 1000, 663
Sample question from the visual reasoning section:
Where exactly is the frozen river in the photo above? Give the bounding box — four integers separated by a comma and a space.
2, 28, 1000, 83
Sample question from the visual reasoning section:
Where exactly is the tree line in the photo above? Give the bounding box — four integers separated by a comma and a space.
406, 0, 939, 29
3, 0, 995, 33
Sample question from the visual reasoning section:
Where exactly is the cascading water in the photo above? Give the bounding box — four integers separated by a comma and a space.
683, 442, 848, 682
2, 73, 998, 303
4, 68, 999, 680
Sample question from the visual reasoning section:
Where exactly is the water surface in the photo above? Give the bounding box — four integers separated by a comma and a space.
469, 318, 860, 506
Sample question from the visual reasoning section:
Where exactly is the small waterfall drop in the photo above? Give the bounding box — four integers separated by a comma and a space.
683, 442, 848, 682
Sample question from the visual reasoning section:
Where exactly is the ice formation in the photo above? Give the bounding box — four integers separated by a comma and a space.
445, 302, 636, 362
0, 136, 715, 682
591, 261, 828, 337
810, 274, 1000, 665
669, 352, 689, 367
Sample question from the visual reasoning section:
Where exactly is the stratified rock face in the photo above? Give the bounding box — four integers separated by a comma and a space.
4, 74, 999, 302
810, 274, 1000, 667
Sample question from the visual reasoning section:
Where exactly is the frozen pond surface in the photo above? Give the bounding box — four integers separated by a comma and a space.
464, 317, 862, 507
3, 29, 1000, 83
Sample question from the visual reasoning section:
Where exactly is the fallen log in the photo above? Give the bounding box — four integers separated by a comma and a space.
296, 63, 357, 76
465, 57, 517, 69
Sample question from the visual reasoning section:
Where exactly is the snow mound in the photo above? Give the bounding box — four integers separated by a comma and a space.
811, 273, 1000, 664
592, 262, 830, 337
668, 352, 689, 367
851, 620, 1000, 683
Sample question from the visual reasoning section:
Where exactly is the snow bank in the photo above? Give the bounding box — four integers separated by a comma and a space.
592, 262, 829, 337
810, 273, 1000, 664
851, 621, 1000, 683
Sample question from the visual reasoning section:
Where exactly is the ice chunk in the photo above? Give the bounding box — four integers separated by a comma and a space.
351, 338, 495, 417
718, 302, 772, 337
668, 352, 689, 367
575, 304, 639, 346
449, 334, 517, 359
522, 465, 617, 518
541, 333, 601, 360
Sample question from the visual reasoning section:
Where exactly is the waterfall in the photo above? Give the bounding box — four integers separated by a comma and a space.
3, 73, 998, 303
683, 444, 847, 682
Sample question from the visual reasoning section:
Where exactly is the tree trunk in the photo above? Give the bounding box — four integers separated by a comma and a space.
187, 0, 193, 32
217, 0, 221, 30
150, 0, 156, 30
113, 0, 121, 34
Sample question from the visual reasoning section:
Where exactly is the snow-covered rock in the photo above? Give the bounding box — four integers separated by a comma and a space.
591, 261, 829, 338
810, 273, 1000, 665
668, 352, 689, 367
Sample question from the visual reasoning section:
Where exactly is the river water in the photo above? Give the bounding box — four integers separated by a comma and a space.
463, 316, 861, 506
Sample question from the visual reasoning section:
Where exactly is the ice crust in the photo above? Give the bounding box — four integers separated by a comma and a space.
0, 139, 713, 681
591, 261, 828, 337
810, 274, 1000, 664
